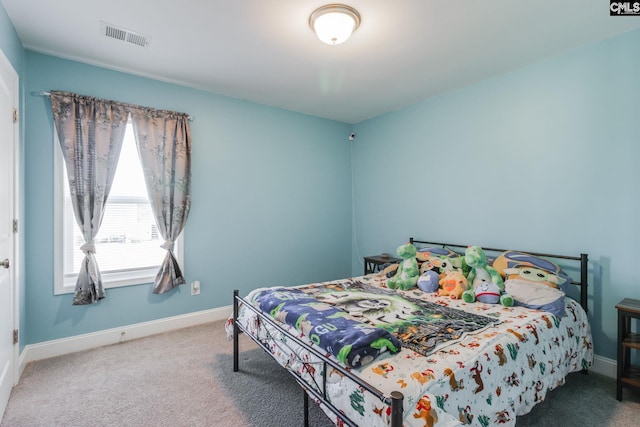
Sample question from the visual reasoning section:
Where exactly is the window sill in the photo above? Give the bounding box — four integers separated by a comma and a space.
54, 267, 159, 295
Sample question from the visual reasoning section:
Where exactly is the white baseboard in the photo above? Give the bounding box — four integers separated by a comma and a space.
18, 305, 232, 380
590, 354, 616, 378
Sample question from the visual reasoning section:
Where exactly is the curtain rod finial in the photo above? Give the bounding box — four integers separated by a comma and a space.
31, 90, 51, 97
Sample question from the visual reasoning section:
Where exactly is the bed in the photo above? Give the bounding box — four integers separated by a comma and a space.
227, 239, 593, 426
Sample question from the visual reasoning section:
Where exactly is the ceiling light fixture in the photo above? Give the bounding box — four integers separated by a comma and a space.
309, 4, 361, 46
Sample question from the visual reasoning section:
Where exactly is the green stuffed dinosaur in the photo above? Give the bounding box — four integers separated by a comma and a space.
461, 246, 514, 307
387, 243, 419, 290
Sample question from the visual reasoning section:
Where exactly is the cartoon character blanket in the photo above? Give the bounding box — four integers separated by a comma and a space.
296, 280, 499, 357
254, 287, 402, 368
253, 280, 498, 369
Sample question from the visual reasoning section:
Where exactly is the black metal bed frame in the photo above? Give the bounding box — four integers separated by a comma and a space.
233, 293, 404, 427
232, 238, 590, 427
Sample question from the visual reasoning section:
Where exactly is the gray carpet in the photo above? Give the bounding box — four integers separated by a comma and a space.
216, 348, 333, 427
1, 320, 639, 426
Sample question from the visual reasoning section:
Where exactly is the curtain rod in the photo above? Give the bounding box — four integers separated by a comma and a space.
30, 90, 194, 122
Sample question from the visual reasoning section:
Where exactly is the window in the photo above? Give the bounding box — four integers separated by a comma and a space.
54, 121, 183, 294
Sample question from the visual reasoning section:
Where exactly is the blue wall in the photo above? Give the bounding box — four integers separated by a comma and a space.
351, 29, 640, 361
23, 52, 352, 345
0, 3, 22, 71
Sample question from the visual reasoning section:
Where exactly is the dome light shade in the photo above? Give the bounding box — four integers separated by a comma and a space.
310, 4, 361, 45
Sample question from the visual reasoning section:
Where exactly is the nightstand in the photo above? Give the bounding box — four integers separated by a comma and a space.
363, 255, 400, 276
616, 298, 640, 400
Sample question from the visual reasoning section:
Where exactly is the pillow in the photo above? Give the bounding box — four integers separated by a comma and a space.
492, 250, 572, 292
504, 278, 566, 318
493, 250, 571, 318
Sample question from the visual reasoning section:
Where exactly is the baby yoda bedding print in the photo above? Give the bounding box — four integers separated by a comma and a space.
229, 274, 593, 427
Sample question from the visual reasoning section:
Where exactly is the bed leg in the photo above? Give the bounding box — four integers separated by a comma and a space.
390, 391, 404, 427
580, 253, 588, 314
303, 389, 309, 427
233, 289, 239, 372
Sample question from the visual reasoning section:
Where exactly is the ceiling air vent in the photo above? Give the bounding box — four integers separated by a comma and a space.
101, 21, 151, 48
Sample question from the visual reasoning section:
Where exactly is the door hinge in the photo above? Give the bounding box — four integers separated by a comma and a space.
13, 329, 18, 345
13, 108, 18, 123
12, 219, 18, 233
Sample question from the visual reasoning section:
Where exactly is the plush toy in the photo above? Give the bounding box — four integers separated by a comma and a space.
461, 246, 513, 306
416, 251, 438, 275
438, 270, 468, 299
471, 280, 503, 304
418, 258, 437, 275
387, 243, 419, 290
417, 270, 440, 293
416, 248, 463, 275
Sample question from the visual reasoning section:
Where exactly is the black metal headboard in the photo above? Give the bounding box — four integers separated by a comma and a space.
409, 237, 589, 313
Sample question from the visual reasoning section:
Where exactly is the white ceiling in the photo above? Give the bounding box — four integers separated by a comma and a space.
3, 0, 640, 124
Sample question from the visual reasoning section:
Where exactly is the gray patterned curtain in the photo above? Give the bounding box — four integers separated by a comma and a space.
130, 107, 192, 294
50, 91, 129, 305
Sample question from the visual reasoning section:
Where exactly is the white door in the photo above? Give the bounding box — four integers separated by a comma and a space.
0, 49, 18, 418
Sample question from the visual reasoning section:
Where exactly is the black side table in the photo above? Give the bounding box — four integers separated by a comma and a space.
616, 298, 640, 400
363, 255, 400, 275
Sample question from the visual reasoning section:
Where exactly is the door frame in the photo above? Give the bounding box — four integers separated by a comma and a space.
0, 47, 20, 388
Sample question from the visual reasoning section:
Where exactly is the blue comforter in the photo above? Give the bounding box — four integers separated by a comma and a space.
254, 288, 401, 368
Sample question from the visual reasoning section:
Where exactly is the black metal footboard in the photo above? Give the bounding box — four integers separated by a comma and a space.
233, 290, 404, 427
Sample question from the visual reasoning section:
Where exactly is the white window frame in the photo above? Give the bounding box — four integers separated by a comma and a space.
53, 126, 184, 295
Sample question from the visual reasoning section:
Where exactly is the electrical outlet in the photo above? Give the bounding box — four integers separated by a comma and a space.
191, 280, 201, 296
